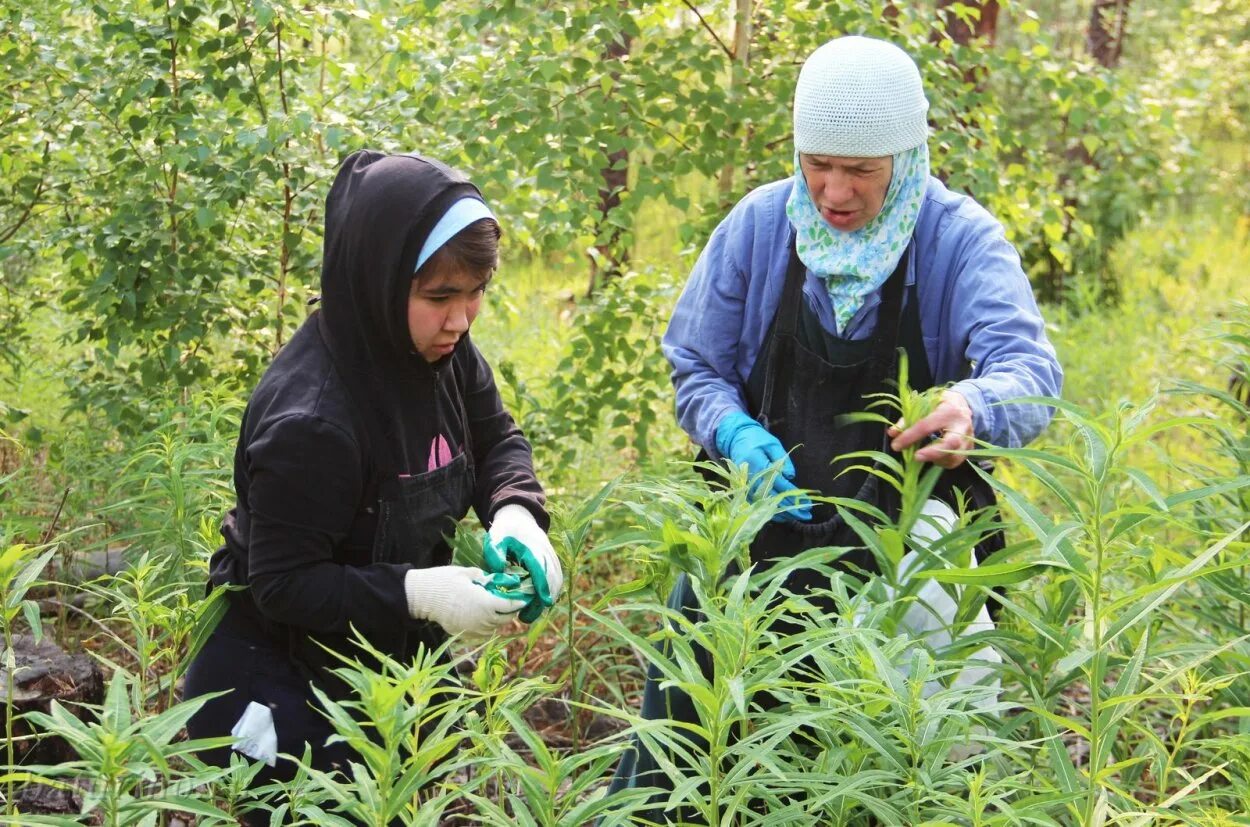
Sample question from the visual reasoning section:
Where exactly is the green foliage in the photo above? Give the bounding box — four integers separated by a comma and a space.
3, 369, 1249, 821
2, 1, 346, 430
0, 541, 56, 816
498, 270, 677, 475
977, 396, 1250, 823
17, 670, 236, 826
1, 3, 1248, 822
95, 388, 241, 580
292, 636, 477, 826
0, 0, 1203, 431
592, 465, 1028, 825
78, 552, 229, 709
837, 351, 947, 540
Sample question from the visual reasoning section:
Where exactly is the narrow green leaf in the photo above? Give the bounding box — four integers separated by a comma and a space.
1105, 520, 1249, 646
913, 560, 1070, 586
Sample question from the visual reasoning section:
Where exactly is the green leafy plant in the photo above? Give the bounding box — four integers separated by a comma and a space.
464, 701, 649, 827
17, 670, 236, 826
543, 478, 621, 750
95, 391, 241, 586
499, 271, 678, 489
77, 553, 228, 710
0, 541, 55, 816
592, 462, 1035, 824
973, 397, 1250, 823
291, 633, 482, 827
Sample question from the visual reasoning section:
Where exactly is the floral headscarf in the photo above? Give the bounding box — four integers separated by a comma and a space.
784, 143, 929, 333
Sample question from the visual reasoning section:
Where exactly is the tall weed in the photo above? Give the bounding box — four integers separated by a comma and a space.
974, 397, 1249, 823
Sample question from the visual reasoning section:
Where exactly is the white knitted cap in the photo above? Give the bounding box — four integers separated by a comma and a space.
794, 36, 929, 158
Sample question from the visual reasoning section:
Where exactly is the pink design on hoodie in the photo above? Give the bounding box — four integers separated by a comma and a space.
427, 434, 454, 472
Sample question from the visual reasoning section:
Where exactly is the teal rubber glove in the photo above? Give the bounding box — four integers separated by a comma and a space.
714, 410, 813, 522
480, 570, 537, 602
477, 577, 537, 622
484, 504, 563, 622
482, 538, 552, 622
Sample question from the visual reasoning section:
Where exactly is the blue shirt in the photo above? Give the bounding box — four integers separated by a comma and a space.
662, 176, 1063, 454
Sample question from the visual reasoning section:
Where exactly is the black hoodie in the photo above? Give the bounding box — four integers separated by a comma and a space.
209, 151, 547, 646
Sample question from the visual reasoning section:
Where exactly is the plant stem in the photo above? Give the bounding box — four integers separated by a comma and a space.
567, 570, 580, 753
4, 625, 15, 817
1084, 459, 1112, 822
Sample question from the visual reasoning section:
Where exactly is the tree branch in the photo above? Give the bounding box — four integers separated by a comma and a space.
0, 144, 48, 245
681, 0, 734, 60
637, 117, 695, 153
763, 132, 793, 152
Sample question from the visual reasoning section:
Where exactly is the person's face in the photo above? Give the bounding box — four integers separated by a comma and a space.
799, 154, 893, 232
407, 267, 487, 362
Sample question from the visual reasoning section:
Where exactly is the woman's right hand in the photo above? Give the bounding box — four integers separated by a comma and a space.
403, 566, 528, 637
715, 410, 813, 522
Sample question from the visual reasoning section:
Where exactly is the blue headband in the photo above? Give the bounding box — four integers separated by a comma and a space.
414, 197, 496, 273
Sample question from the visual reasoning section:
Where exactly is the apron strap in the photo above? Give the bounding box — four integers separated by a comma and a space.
757, 235, 808, 425
759, 238, 913, 425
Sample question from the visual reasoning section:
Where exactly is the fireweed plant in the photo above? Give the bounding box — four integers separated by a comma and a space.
289, 635, 479, 826
14, 670, 236, 826
587, 461, 1028, 825
827, 351, 1250, 822
0, 541, 56, 817
958, 396, 1249, 823
65, 393, 238, 710
2, 340, 1249, 822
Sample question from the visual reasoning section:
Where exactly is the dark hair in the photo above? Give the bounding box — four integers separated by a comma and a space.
416, 217, 501, 284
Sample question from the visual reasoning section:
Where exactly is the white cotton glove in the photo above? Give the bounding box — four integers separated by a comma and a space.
485, 504, 563, 606
403, 565, 528, 637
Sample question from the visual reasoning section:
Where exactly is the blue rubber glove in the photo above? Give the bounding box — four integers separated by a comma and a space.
715, 410, 813, 522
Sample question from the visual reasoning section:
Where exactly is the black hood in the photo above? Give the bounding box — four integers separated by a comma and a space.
319, 150, 483, 370
313, 150, 486, 473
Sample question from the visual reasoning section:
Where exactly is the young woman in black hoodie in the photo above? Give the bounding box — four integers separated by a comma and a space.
184, 151, 561, 804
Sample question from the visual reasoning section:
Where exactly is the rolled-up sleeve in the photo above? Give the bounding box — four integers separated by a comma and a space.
943, 223, 1063, 448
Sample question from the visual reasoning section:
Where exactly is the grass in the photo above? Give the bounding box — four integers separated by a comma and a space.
1051, 209, 1249, 413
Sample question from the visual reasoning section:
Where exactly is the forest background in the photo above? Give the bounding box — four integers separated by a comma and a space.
2, 1, 1250, 825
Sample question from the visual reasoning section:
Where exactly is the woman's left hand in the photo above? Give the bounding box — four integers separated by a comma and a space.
887, 390, 975, 469
484, 504, 564, 621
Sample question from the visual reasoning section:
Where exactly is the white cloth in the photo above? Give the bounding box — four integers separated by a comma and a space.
230, 701, 278, 767
403, 565, 527, 636
883, 499, 1002, 703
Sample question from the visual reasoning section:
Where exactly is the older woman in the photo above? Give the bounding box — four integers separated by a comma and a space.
609, 35, 1062, 820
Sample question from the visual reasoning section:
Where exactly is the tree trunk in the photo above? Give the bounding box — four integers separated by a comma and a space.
937, 0, 1000, 44
1087, 0, 1130, 69
588, 9, 633, 296
1040, 1, 1131, 301
934, 0, 1000, 88
1, 634, 104, 765
716, 0, 752, 208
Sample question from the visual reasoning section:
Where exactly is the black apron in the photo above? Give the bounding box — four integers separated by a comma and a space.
288, 386, 478, 701
745, 235, 910, 584
284, 451, 476, 700
607, 238, 999, 821
217, 374, 479, 702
